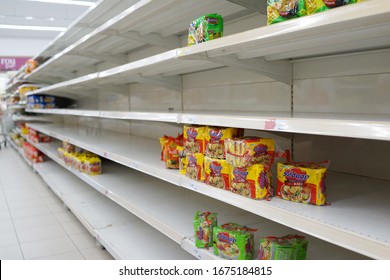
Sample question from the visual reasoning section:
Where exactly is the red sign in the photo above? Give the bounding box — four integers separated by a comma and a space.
0, 57, 30, 71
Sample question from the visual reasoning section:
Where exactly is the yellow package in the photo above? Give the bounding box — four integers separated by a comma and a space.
87, 156, 102, 175
183, 125, 206, 154
205, 127, 243, 159
57, 147, 64, 161
230, 165, 273, 199
204, 157, 230, 190
225, 137, 275, 168
267, 0, 307, 25
276, 161, 329, 206
184, 153, 205, 182
305, 0, 329, 14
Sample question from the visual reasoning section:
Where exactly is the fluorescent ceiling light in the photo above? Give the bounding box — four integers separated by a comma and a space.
26, 0, 94, 7
0, 24, 66, 32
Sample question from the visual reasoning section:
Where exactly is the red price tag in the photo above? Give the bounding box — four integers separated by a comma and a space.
265, 119, 276, 130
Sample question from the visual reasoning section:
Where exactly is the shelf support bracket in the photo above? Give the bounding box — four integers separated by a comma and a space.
208, 55, 293, 85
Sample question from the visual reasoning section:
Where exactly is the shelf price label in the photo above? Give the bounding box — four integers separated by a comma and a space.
264, 119, 276, 130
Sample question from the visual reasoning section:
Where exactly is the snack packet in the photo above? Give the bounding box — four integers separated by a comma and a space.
276, 161, 329, 206
267, 0, 306, 25
184, 153, 205, 182
230, 165, 273, 200
305, 0, 329, 14
205, 126, 243, 159
88, 156, 102, 175
204, 157, 230, 190
163, 140, 181, 169
178, 146, 186, 175
257, 235, 308, 260
194, 211, 218, 248
225, 137, 275, 168
188, 14, 223, 46
183, 125, 206, 154
213, 223, 256, 260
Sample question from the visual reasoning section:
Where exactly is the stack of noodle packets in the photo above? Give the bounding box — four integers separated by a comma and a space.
194, 211, 218, 248
159, 134, 183, 169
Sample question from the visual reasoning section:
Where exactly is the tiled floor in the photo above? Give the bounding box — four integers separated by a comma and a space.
0, 146, 114, 260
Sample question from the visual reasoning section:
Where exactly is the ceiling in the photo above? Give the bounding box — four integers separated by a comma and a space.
0, 0, 97, 39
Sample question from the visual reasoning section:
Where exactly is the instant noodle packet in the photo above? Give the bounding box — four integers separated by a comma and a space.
184, 153, 205, 182
183, 125, 206, 154
204, 157, 230, 190
205, 126, 243, 159
194, 211, 218, 248
267, 0, 306, 25
305, 0, 329, 14
257, 235, 308, 260
188, 14, 223, 46
230, 165, 272, 200
213, 223, 256, 260
276, 161, 329, 206
225, 137, 275, 168
163, 140, 181, 169
87, 156, 102, 175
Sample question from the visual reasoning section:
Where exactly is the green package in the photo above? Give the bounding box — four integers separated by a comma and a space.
305, 0, 329, 14
194, 211, 217, 248
213, 223, 256, 260
257, 235, 308, 260
188, 14, 223, 46
267, 0, 306, 25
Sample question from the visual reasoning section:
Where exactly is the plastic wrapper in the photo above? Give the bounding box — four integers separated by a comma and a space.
205, 126, 243, 159
204, 157, 230, 190
257, 235, 308, 260
276, 161, 329, 206
225, 137, 275, 168
194, 211, 218, 248
188, 14, 223, 46
62, 141, 75, 153
87, 156, 102, 175
267, 0, 306, 25
183, 153, 205, 182
183, 125, 206, 154
230, 165, 273, 200
213, 223, 256, 260
25, 59, 38, 74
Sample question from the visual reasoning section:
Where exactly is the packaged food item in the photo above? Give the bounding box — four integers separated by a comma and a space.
230, 165, 272, 200
159, 135, 170, 161
87, 156, 102, 175
62, 141, 75, 153
23, 142, 44, 163
188, 14, 223, 46
183, 125, 206, 154
213, 223, 256, 260
257, 235, 308, 260
267, 0, 306, 25
194, 211, 218, 248
25, 59, 38, 74
225, 137, 275, 168
184, 153, 205, 182
276, 161, 329, 206
204, 157, 230, 190
205, 126, 243, 159
178, 146, 186, 175
305, 0, 329, 14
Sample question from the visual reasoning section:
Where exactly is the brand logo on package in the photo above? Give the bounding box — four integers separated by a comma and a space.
209, 129, 222, 142
254, 144, 268, 155
283, 168, 309, 183
233, 168, 248, 183
187, 127, 198, 140
217, 232, 236, 244
0, 57, 30, 71
210, 162, 222, 175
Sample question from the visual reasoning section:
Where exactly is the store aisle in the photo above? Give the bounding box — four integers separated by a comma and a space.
0, 147, 114, 260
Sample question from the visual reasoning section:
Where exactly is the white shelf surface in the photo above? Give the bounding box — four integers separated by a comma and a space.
29, 139, 367, 260
26, 0, 248, 83
25, 108, 390, 141
32, 159, 195, 260
26, 108, 179, 123
12, 115, 53, 123
177, 0, 390, 62
27, 122, 390, 259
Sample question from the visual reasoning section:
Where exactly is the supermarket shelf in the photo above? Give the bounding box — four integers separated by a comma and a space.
26, 108, 179, 123
33, 159, 195, 260
12, 115, 53, 123
7, 104, 26, 110
6, 136, 20, 153
26, 0, 249, 83
27, 122, 390, 259
30, 139, 367, 260
25, 109, 390, 141
177, 0, 390, 84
